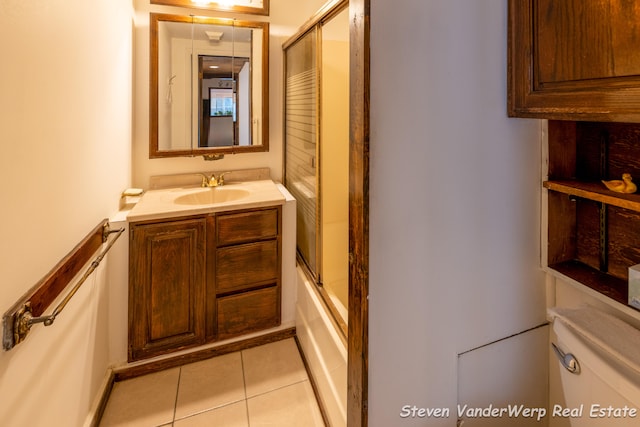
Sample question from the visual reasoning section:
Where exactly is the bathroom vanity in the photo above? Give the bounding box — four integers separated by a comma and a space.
126, 178, 285, 361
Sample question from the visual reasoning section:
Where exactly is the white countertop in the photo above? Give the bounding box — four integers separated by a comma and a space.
127, 179, 286, 222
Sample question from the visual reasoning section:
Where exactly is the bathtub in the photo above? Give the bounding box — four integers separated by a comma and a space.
296, 267, 348, 427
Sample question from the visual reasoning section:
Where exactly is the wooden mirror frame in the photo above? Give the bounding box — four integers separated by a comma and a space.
150, 0, 270, 16
149, 13, 269, 158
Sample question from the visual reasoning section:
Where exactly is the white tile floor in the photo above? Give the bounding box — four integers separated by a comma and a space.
99, 338, 326, 427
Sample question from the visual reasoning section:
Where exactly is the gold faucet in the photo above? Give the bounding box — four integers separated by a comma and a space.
199, 172, 230, 187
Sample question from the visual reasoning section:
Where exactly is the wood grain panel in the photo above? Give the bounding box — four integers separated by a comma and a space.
217, 286, 280, 340
129, 218, 206, 361
148, 233, 195, 341
547, 191, 576, 265
548, 121, 577, 180
216, 208, 278, 246
215, 240, 278, 294
537, 1, 607, 81
608, 206, 640, 279
348, 0, 370, 424
26, 220, 107, 317
508, 0, 640, 122
575, 199, 600, 270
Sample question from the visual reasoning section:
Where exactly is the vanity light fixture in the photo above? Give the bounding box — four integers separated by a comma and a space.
151, 1, 268, 16
205, 30, 223, 41
192, 0, 238, 6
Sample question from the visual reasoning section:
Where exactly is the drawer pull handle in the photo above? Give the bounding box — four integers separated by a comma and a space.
552, 342, 581, 374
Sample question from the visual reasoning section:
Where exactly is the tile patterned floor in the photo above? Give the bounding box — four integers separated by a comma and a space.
99, 338, 325, 427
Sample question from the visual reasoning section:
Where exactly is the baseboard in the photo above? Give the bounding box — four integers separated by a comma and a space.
84, 368, 115, 427
114, 327, 296, 381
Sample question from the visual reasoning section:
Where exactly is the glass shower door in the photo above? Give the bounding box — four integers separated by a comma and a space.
284, 29, 319, 275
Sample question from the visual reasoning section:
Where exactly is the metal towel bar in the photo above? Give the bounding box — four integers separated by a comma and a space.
24, 226, 124, 328
2, 221, 124, 350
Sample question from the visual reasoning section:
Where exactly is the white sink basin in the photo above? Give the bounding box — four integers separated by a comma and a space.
173, 187, 251, 205
127, 179, 286, 222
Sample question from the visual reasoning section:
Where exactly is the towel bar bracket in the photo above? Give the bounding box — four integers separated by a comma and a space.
13, 302, 59, 346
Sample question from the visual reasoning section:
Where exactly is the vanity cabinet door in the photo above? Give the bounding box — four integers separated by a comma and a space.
129, 217, 206, 361
508, 0, 640, 122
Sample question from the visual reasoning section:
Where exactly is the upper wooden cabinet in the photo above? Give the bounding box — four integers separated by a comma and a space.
508, 0, 640, 122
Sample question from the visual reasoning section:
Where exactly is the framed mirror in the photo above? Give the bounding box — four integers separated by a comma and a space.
150, 0, 270, 16
150, 13, 269, 158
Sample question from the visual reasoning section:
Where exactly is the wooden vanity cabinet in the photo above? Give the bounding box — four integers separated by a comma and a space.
129, 206, 282, 361
129, 217, 207, 361
508, 0, 640, 122
544, 121, 640, 307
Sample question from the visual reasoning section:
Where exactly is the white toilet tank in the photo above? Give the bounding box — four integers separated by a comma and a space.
549, 307, 640, 426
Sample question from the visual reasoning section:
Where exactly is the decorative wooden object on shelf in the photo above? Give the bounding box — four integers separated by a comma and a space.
602, 174, 637, 194
545, 121, 640, 307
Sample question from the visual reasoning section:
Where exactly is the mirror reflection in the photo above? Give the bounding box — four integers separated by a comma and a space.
150, 14, 269, 158
199, 53, 250, 147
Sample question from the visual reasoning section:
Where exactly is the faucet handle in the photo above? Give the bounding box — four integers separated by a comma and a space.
199, 173, 209, 187
218, 172, 232, 186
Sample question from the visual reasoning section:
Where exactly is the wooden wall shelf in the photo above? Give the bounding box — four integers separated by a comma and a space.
549, 260, 628, 306
546, 121, 640, 311
544, 180, 640, 212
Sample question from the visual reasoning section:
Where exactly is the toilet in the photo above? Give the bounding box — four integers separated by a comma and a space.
549, 307, 640, 426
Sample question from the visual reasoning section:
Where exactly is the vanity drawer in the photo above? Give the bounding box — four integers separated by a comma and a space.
215, 208, 279, 246
217, 286, 280, 339
215, 240, 279, 294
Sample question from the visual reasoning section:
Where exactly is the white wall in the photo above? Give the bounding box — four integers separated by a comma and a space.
132, 0, 327, 187
368, 0, 547, 425
0, 0, 133, 425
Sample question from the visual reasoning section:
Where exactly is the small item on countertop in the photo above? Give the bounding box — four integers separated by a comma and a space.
122, 188, 144, 197
602, 173, 637, 194
629, 264, 640, 309
121, 188, 145, 208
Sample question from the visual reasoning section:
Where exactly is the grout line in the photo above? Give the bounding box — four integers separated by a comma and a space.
245, 378, 311, 401
240, 350, 251, 426
172, 366, 182, 423
172, 398, 247, 423
246, 378, 315, 401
